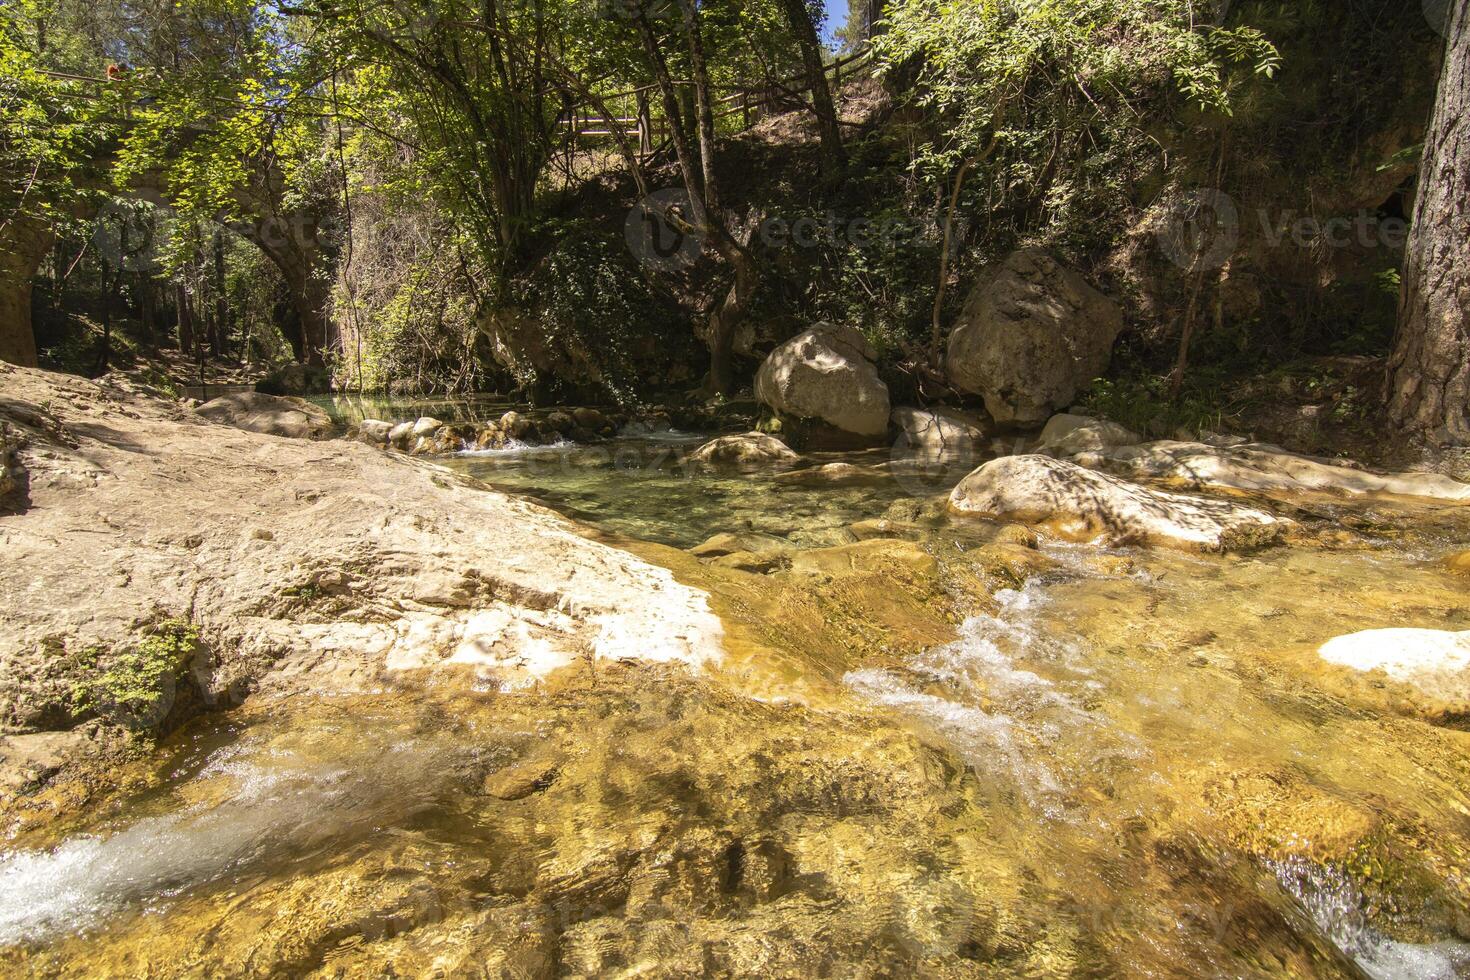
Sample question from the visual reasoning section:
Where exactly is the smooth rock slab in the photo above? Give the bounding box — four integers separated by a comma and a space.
1318, 629, 1470, 701
1080, 441, 1470, 503
949, 455, 1287, 552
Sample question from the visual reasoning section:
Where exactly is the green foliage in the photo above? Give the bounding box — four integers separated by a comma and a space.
0, 0, 122, 225
873, 0, 1280, 251
513, 225, 690, 403
1076, 373, 1226, 439
68, 619, 200, 731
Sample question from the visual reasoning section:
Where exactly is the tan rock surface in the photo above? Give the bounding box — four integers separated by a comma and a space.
950, 454, 1288, 552
0, 365, 723, 734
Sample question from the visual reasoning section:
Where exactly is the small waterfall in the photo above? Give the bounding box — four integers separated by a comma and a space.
0, 738, 443, 945
844, 582, 1142, 816
1272, 856, 1470, 980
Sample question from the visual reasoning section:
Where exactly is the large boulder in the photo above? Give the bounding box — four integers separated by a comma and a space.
355, 419, 393, 446
1078, 440, 1470, 503
687, 432, 800, 469
1034, 414, 1142, 457
948, 455, 1287, 552
946, 250, 1123, 425
890, 407, 987, 459
1318, 629, 1470, 702
195, 392, 333, 440
755, 323, 890, 441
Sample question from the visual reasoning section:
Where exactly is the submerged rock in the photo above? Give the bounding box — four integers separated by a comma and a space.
194, 391, 333, 440
949, 455, 1287, 552
687, 432, 800, 469
755, 323, 890, 440
946, 250, 1123, 425
890, 406, 987, 459
689, 531, 792, 558
1318, 629, 1470, 701
771, 461, 883, 485
1077, 440, 1470, 503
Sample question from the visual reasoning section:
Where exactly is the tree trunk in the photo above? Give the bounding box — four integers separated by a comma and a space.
213, 232, 230, 359
176, 281, 196, 358
675, 0, 720, 209
234, 216, 335, 368
777, 0, 845, 177
633, 1, 760, 394
1387, 0, 1470, 443
0, 217, 55, 367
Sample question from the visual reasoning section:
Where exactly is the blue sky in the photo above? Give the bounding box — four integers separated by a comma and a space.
820, 0, 850, 46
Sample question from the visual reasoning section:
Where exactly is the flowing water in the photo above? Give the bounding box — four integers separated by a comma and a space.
5, 406, 1470, 977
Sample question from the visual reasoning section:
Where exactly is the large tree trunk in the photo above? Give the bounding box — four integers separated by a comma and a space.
1387, 0, 1470, 443
777, 0, 845, 177
234, 216, 336, 368
0, 217, 55, 367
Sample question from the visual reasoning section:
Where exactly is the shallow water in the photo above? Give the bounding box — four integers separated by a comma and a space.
6, 405, 1470, 976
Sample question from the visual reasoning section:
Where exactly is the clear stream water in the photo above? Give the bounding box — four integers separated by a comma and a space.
4, 400, 1470, 976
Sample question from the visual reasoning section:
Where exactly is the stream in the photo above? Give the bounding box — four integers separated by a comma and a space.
4, 400, 1470, 977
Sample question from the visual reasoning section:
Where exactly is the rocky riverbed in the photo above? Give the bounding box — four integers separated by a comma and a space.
5, 364, 1470, 977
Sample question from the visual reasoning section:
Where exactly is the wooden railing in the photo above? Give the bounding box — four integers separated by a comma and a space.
563, 48, 871, 158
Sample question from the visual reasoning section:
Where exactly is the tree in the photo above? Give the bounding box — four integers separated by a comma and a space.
1387, 0, 1470, 444
776, 0, 843, 177
0, 0, 118, 366
630, 0, 760, 394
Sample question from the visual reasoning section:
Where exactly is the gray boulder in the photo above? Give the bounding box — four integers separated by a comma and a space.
946, 250, 1123, 425
755, 323, 890, 440
356, 419, 393, 445
388, 421, 415, 448
1035, 414, 1142, 457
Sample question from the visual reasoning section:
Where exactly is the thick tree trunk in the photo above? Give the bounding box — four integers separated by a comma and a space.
1387, 0, 1470, 443
0, 218, 55, 367
777, 0, 845, 177
235, 217, 335, 368
176, 282, 196, 358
